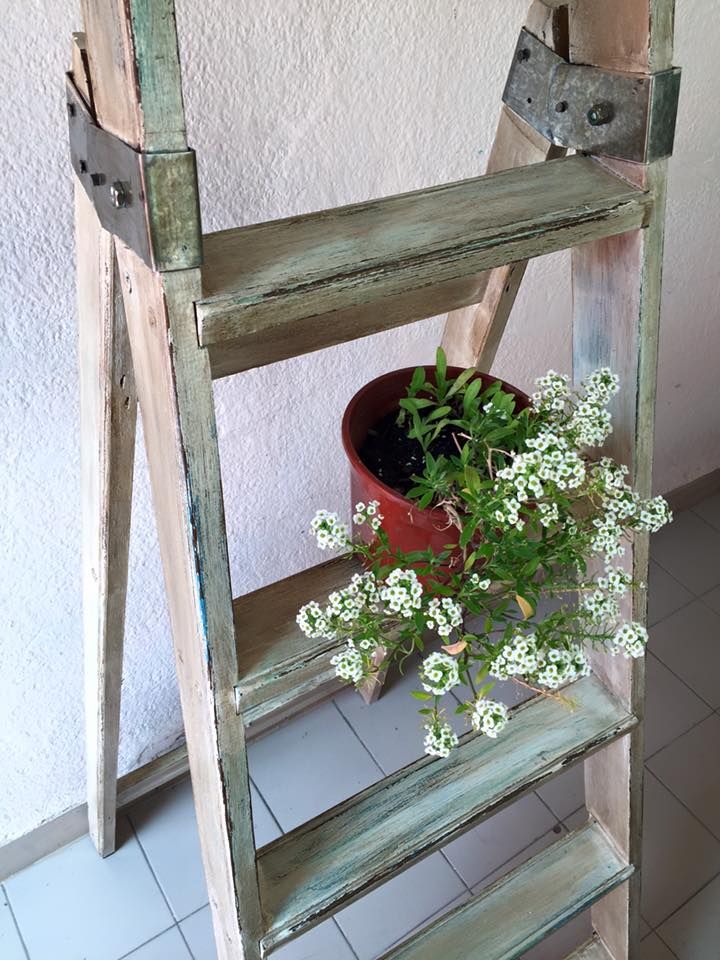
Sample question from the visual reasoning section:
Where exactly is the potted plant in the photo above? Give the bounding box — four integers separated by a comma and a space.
297, 350, 671, 759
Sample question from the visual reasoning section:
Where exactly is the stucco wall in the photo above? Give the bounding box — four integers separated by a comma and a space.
1, 0, 718, 846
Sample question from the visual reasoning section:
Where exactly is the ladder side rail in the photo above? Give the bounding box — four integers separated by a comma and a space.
569, 2, 675, 958
77, 3, 261, 957
441, 0, 568, 369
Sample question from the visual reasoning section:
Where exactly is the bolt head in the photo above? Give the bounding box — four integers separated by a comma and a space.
555, 100, 568, 113
517, 47, 531, 62
587, 102, 614, 126
90, 172, 105, 187
110, 181, 129, 208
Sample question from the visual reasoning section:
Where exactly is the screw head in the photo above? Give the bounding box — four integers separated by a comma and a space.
110, 181, 129, 208
587, 102, 614, 126
517, 47, 531, 62
555, 100, 568, 113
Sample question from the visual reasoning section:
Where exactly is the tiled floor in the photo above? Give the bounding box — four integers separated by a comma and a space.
4, 495, 720, 959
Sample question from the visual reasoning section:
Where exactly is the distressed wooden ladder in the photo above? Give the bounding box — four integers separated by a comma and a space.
75, 2, 678, 958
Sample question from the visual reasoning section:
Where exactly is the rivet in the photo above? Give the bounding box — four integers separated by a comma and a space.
110, 181, 130, 208
587, 102, 614, 126
517, 47, 531, 62
555, 101, 568, 113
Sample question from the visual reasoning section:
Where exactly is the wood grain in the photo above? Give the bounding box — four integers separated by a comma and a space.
198, 156, 651, 378
441, 0, 568, 369
383, 822, 632, 960
570, 3, 675, 956
77, 183, 137, 858
257, 675, 636, 951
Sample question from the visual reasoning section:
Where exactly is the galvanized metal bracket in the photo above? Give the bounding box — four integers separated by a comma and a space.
503, 29, 681, 164
66, 75, 202, 272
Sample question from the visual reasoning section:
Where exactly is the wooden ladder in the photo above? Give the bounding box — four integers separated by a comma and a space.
74, 2, 678, 958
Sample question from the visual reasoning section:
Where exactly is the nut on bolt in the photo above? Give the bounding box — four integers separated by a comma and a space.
110, 181, 130, 208
587, 102, 614, 126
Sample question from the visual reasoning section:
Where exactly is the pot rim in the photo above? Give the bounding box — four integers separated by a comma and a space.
341, 364, 529, 519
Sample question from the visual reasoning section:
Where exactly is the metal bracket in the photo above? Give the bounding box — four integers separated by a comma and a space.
503, 29, 681, 164
66, 75, 202, 272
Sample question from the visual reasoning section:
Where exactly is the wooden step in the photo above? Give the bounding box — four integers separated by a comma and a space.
233, 554, 361, 725
381, 822, 632, 960
197, 155, 651, 379
564, 938, 614, 960
256, 675, 636, 952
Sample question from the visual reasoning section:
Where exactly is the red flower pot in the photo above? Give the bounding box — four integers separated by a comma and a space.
341, 366, 530, 561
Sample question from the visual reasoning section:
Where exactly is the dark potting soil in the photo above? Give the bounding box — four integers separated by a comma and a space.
358, 407, 459, 496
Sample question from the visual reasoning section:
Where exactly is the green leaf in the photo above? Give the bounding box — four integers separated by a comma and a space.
463, 378, 483, 416
418, 708, 433, 715
410, 365, 426, 394
436, 347, 447, 383
411, 690, 432, 701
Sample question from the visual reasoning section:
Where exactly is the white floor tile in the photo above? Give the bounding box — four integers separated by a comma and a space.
648, 561, 693, 626
178, 907, 214, 960
383, 892, 471, 954
700, 584, 720, 615
122, 926, 191, 959
641, 772, 720, 927
693, 494, 720, 533
644, 653, 712, 758
443, 793, 557, 888
519, 910, 592, 960
336, 852, 466, 960
5, 819, 173, 960
650, 512, 720, 595
640, 932, 678, 960
535, 763, 585, 821
650, 601, 720, 708
334, 662, 465, 774
248, 700, 382, 831
641, 916, 653, 939
657, 872, 720, 959
471, 827, 565, 893
0, 889, 26, 960
647, 714, 720, 838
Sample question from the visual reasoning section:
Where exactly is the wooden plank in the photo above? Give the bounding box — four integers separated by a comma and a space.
257, 675, 636, 951
569, 3, 675, 957
79, 4, 258, 957
77, 183, 137, 858
197, 156, 652, 379
441, 0, 568, 369
383, 822, 632, 960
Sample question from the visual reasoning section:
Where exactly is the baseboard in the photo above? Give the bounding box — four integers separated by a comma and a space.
664, 466, 720, 514
2, 468, 719, 883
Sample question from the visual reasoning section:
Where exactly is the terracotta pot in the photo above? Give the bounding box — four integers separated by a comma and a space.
341, 365, 530, 560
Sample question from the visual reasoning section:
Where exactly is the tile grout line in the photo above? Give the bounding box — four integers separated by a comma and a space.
647, 645, 718, 713
115, 923, 187, 960
126, 816, 184, 925
331, 699, 388, 778
644, 706, 716, 763
1, 883, 31, 960
332, 917, 361, 960
249, 774, 285, 838
648, 866, 720, 953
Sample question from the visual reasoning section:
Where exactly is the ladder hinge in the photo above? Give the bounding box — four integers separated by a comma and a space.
66, 74, 203, 272
503, 28, 681, 164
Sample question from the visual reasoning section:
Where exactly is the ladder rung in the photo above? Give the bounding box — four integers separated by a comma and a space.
381, 822, 631, 960
256, 675, 636, 952
197, 155, 651, 380
564, 937, 614, 960
233, 554, 361, 724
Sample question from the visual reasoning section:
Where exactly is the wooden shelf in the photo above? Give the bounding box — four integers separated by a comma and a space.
233, 554, 361, 726
382, 822, 632, 959
256, 675, 636, 952
197, 155, 651, 379
564, 938, 614, 960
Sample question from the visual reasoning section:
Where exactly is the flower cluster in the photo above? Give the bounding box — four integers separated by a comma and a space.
610, 622, 648, 659
425, 597, 463, 637
581, 589, 621, 625
490, 633, 590, 689
380, 568, 423, 618
330, 643, 365, 683
470, 698, 509, 738
496, 431, 586, 510
311, 510, 350, 551
533, 370, 570, 413
533, 645, 591, 689
420, 651, 461, 696
353, 500, 384, 532
423, 718, 459, 759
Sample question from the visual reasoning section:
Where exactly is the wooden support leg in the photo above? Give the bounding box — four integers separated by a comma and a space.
441, 0, 568, 369
115, 245, 262, 960
570, 6, 673, 957
77, 183, 137, 857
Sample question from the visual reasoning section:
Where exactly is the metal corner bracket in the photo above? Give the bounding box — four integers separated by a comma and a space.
503, 29, 681, 164
66, 74, 203, 272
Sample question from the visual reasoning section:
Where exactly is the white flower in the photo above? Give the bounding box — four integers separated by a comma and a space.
581, 589, 620, 625
532, 370, 570, 413
532, 644, 591, 688
538, 501, 560, 528
353, 500, 385, 532
423, 719, 459, 758
380, 568, 423, 618
610, 622, 648, 659
425, 597, 463, 637
331, 643, 365, 683
490, 632, 541, 680
590, 514, 625, 563
420, 651, 461, 696
296, 601, 335, 639
310, 509, 350, 551
568, 400, 613, 448
470, 698, 509, 738
636, 495, 672, 533
582, 367, 620, 406
469, 574, 491, 591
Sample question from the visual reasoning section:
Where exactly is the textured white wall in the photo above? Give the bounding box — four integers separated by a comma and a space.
0, 0, 717, 846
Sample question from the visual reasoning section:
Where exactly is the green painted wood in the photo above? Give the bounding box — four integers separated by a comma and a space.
257, 676, 636, 951
382, 822, 632, 960
564, 937, 613, 960
197, 155, 652, 379
232, 554, 362, 723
